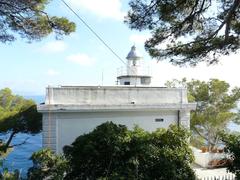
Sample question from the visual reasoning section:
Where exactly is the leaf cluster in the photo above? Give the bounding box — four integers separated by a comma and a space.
126, 0, 240, 65
0, 88, 42, 134
0, 0, 76, 42
0, 169, 20, 180
27, 148, 69, 180
63, 122, 195, 180
221, 133, 240, 179
165, 78, 240, 148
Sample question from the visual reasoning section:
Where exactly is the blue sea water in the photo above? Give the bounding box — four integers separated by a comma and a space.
0, 133, 42, 177
0, 96, 44, 178
0, 95, 239, 178
228, 122, 240, 132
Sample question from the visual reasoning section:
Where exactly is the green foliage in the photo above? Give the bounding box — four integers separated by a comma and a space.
165, 78, 240, 148
0, 88, 42, 152
63, 122, 132, 179
27, 148, 69, 180
125, 0, 240, 66
64, 122, 195, 180
0, 0, 76, 43
0, 88, 42, 133
0, 158, 19, 180
0, 169, 20, 180
0, 151, 19, 179
0, 146, 12, 157
221, 133, 240, 179
232, 109, 240, 125
190, 79, 240, 148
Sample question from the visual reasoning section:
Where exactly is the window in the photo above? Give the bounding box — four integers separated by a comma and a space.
155, 118, 164, 122
124, 81, 130, 85
141, 77, 151, 85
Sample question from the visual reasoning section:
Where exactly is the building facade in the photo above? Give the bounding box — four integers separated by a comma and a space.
38, 46, 196, 153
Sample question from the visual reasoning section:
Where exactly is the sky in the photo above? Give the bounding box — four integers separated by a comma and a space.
0, 0, 240, 95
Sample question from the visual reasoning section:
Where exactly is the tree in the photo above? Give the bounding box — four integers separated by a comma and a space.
27, 149, 69, 180
165, 79, 240, 149
63, 122, 195, 180
0, 88, 42, 152
0, 0, 75, 43
0, 169, 19, 180
221, 133, 240, 179
63, 122, 132, 179
125, 0, 240, 66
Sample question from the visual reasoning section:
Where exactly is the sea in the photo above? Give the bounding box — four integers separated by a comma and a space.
0, 95, 240, 178
0, 96, 44, 178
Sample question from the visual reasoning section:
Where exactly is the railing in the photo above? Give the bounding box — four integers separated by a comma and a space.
117, 66, 151, 77
197, 174, 236, 180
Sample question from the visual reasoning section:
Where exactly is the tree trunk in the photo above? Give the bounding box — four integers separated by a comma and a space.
4, 131, 16, 152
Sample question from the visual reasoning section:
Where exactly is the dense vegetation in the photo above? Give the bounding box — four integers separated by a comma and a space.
1, 83, 239, 179
221, 133, 240, 179
28, 122, 195, 180
28, 149, 68, 180
165, 78, 240, 149
0, 0, 75, 43
0, 88, 42, 152
125, 0, 240, 65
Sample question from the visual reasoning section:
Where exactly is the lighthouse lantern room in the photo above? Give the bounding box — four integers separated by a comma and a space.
117, 45, 151, 86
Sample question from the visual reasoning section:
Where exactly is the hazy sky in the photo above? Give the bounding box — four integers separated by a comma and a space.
0, 0, 240, 95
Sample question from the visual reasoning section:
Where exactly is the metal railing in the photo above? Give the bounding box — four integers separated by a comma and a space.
197, 174, 236, 180
117, 66, 151, 77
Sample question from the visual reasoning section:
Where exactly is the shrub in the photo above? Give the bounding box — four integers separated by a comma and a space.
221, 133, 240, 179
0, 169, 19, 180
64, 122, 195, 180
27, 149, 68, 180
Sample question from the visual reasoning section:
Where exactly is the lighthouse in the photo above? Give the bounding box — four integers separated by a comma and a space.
117, 45, 151, 86
38, 45, 196, 153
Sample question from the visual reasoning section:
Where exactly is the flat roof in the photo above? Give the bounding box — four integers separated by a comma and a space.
47, 85, 186, 90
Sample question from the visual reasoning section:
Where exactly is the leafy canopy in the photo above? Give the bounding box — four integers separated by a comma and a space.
28, 149, 69, 180
125, 0, 240, 66
221, 133, 240, 179
0, 88, 42, 134
165, 79, 240, 148
0, 88, 42, 152
63, 122, 195, 180
0, 0, 76, 42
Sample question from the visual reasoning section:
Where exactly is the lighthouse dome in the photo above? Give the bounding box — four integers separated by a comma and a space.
126, 45, 142, 60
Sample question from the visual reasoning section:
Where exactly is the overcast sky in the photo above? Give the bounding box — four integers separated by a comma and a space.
0, 0, 240, 95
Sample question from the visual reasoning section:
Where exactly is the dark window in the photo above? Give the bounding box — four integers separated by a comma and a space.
141, 77, 151, 85
124, 81, 130, 85
155, 118, 164, 122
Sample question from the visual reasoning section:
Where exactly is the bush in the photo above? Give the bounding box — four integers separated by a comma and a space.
64, 122, 195, 180
27, 149, 68, 180
0, 169, 19, 180
221, 133, 240, 179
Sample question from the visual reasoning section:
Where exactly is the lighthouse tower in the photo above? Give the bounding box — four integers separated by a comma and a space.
117, 45, 151, 86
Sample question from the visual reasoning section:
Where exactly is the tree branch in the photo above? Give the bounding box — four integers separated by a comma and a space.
224, 0, 240, 40
11, 137, 29, 147
192, 126, 208, 142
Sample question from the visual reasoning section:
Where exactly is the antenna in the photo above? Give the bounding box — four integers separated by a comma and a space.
101, 69, 104, 86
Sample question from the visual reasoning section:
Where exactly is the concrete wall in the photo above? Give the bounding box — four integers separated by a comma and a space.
42, 110, 178, 153
118, 76, 141, 85
192, 147, 227, 168
39, 86, 195, 153
42, 113, 57, 152
118, 76, 151, 86
45, 86, 188, 105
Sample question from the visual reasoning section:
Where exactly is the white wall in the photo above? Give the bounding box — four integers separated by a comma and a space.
191, 147, 227, 168
118, 76, 141, 85
55, 110, 177, 153
45, 86, 188, 105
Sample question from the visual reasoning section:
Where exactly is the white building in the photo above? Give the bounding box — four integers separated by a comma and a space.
38, 46, 196, 153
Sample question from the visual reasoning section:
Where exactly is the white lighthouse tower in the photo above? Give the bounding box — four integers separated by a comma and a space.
117, 45, 151, 85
